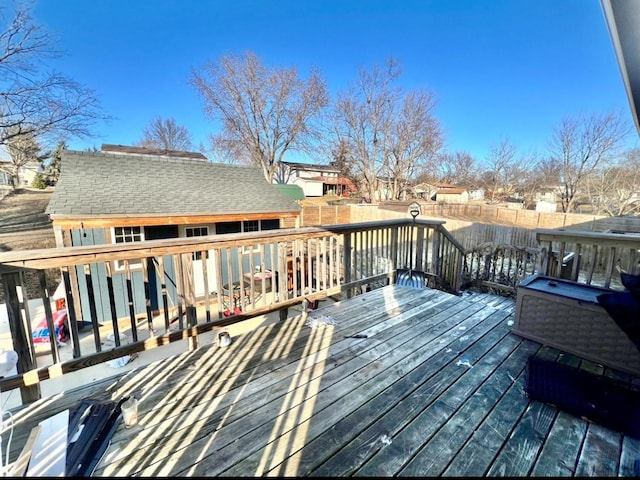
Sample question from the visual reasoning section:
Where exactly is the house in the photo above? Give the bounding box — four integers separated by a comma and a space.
101, 143, 209, 160
536, 200, 558, 212
373, 175, 412, 201
0, 159, 43, 187
0, 169, 11, 186
276, 161, 356, 197
468, 187, 485, 201
533, 187, 559, 204
46, 148, 301, 322
435, 187, 469, 204
411, 182, 469, 204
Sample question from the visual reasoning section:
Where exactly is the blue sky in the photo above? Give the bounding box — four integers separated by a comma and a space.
32, 0, 639, 164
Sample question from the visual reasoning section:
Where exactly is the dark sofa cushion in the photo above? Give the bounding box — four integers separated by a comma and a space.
597, 291, 640, 351
621, 272, 640, 301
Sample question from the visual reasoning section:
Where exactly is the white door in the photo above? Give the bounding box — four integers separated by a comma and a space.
183, 226, 218, 297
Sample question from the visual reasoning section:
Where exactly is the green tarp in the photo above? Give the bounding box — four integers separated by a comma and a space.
273, 184, 305, 201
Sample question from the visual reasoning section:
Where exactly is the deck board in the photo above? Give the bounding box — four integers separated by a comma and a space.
442, 365, 531, 476
5, 284, 640, 477
530, 411, 587, 476
576, 424, 622, 476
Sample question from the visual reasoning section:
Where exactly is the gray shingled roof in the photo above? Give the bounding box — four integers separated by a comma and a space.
46, 150, 301, 218
101, 143, 209, 160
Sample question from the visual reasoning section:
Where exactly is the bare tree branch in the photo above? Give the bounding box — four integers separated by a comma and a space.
137, 116, 194, 151
585, 148, 640, 216
190, 51, 328, 181
331, 57, 443, 202
547, 110, 632, 212
0, 2, 108, 152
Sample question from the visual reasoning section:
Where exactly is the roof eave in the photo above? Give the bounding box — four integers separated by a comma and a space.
601, 0, 640, 136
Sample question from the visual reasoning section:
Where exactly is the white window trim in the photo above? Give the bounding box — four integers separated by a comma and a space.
111, 226, 145, 271
242, 221, 261, 253
183, 226, 211, 260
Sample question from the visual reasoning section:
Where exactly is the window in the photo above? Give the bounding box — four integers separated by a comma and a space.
243, 220, 259, 232
242, 221, 260, 253
185, 226, 209, 260
261, 219, 280, 231
112, 226, 145, 270
216, 221, 241, 235
216, 219, 280, 253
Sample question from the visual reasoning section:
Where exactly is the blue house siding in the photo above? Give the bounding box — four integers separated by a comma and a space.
68, 227, 280, 324
71, 228, 178, 323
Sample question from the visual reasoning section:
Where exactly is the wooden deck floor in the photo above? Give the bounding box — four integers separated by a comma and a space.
6, 284, 640, 476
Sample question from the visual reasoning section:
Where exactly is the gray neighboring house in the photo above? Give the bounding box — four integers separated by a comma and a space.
46, 148, 301, 322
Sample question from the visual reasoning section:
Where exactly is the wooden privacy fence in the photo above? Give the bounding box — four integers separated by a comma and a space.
0, 218, 465, 404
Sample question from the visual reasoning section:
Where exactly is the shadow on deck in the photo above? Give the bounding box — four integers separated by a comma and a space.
5, 285, 640, 476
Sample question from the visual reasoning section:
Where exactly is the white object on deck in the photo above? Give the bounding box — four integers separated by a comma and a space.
26, 409, 69, 477
0, 349, 18, 477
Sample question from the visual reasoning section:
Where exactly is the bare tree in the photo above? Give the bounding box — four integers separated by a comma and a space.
2, 127, 48, 186
331, 57, 443, 202
0, 3, 107, 150
386, 90, 443, 199
519, 155, 559, 209
432, 150, 479, 186
330, 59, 399, 202
585, 148, 640, 216
137, 116, 193, 151
481, 137, 518, 201
190, 51, 328, 182
547, 111, 631, 213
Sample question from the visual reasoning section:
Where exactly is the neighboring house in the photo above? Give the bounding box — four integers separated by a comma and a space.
533, 188, 559, 204
411, 182, 459, 202
536, 200, 558, 213
101, 143, 209, 160
411, 182, 438, 201
0, 169, 11, 186
411, 182, 469, 204
46, 148, 301, 322
435, 187, 469, 204
277, 161, 356, 197
0, 159, 42, 187
19, 160, 43, 186
468, 187, 485, 201
374, 175, 410, 201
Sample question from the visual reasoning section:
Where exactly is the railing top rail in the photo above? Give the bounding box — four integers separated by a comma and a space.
0, 218, 448, 270
536, 228, 640, 247
435, 224, 467, 253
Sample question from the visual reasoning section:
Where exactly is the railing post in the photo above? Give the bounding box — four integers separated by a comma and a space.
37, 270, 60, 363
61, 266, 82, 358
433, 230, 442, 277
537, 240, 553, 275
344, 233, 352, 298
1, 271, 41, 404
180, 253, 198, 350
391, 227, 399, 279
415, 225, 425, 270
83, 264, 102, 352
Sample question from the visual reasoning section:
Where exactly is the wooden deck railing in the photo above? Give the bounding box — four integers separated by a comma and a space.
460, 228, 640, 296
0, 218, 464, 404
536, 229, 640, 290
